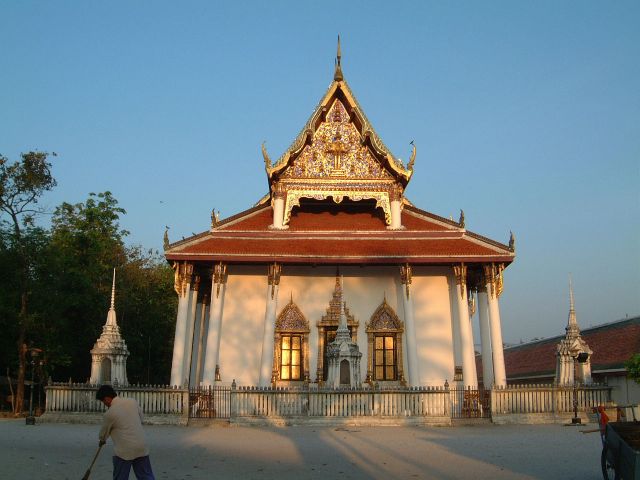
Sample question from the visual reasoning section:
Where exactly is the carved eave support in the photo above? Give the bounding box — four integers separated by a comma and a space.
173, 261, 194, 297
400, 263, 412, 299
213, 261, 227, 299
482, 263, 505, 298
453, 263, 468, 299
268, 262, 282, 299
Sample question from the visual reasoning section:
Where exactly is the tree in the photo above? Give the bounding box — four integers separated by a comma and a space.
44, 191, 129, 381
626, 354, 640, 384
0, 151, 56, 414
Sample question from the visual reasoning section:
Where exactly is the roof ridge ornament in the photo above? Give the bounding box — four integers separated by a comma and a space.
408, 141, 416, 171
334, 35, 344, 81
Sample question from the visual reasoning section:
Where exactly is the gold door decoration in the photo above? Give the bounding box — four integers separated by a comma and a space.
365, 299, 405, 384
278, 98, 397, 226
273, 299, 310, 384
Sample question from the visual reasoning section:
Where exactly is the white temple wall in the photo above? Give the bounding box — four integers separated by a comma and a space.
218, 265, 268, 386
411, 266, 455, 386
278, 265, 402, 383
214, 264, 455, 386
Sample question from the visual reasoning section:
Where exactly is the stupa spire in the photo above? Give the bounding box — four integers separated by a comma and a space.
105, 268, 118, 328
110, 268, 116, 310
334, 35, 344, 81
565, 274, 579, 339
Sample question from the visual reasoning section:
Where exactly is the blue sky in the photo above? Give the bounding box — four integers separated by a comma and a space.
2, 1, 638, 344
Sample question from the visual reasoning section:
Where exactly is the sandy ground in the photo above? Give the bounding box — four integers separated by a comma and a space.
0, 419, 604, 479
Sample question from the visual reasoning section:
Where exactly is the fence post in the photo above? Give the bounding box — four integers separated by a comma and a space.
444, 380, 450, 418
181, 387, 190, 424
230, 379, 237, 421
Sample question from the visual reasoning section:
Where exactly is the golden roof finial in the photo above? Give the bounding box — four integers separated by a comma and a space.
334, 35, 343, 81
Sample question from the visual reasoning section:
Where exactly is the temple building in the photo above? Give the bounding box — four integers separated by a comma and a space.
164, 41, 515, 389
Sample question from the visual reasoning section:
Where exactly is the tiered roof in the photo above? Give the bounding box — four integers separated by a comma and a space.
165, 40, 514, 267
165, 202, 514, 264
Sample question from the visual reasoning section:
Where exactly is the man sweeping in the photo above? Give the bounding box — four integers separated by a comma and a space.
96, 385, 156, 480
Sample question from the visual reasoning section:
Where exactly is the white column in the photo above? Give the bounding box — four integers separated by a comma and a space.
453, 265, 477, 388
182, 279, 200, 386
390, 200, 402, 229
259, 263, 281, 387
485, 265, 507, 387
189, 300, 204, 388
170, 263, 193, 386
270, 187, 288, 230
477, 288, 494, 387
194, 299, 210, 386
90, 357, 100, 384
400, 264, 419, 386
202, 263, 227, 386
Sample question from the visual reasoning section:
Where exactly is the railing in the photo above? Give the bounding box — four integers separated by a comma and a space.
44, 383, 188, 416
491, 383, 612, 415
450, 387, 491, 419
189, 385, 231, 419
229, 383, 449, 418
43, 382, 613, 423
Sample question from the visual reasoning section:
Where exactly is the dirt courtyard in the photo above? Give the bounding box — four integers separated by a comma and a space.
1, 419, 604, 479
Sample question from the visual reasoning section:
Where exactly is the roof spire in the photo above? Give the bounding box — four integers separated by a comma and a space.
334, 35, 344, 81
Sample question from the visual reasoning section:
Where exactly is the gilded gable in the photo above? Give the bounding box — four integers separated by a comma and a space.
281, 99, 392, 180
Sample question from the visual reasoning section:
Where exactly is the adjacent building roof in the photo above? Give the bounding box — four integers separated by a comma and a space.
478, 316, 640, 382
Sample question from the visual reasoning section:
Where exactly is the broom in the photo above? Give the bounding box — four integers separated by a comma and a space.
81, 443, 103, 480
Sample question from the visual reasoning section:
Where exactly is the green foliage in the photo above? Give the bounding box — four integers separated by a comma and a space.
625, 353, 640, 384
1, 177, 177, 392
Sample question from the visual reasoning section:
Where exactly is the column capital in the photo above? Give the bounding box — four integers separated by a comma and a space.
272, 182, 286, 200
389, 183, 404, 202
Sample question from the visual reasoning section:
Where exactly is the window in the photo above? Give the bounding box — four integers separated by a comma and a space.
374, 335, 396, 380
274, 300, 309, 383
280, 334, 302, 380
366, 299, 404, 384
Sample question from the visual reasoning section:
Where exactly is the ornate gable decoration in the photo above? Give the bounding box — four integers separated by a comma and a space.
282, 99, 392, 181
261, 42, 416, 227
276, 300, 309, 332
366, 299, 403, 332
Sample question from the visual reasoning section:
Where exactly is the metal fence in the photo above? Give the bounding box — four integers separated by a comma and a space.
44, 381, 613, 423
45, 383, 188, 416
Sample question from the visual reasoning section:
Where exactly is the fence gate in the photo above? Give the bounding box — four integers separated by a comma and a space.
189, 385, 230, 419
450, 387, 491, 419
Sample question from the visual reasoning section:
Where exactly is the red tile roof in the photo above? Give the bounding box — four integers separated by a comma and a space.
166, 203, 515, 265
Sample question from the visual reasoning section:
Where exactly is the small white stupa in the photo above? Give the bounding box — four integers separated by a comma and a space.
555, 276, 592, 385
89, 269, 129, 386
326, 277, 362, 388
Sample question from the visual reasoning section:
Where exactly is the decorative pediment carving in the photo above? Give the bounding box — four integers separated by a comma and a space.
281, 99, 392, 180
276, 300, 309, 332
366, 299, 403, 332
